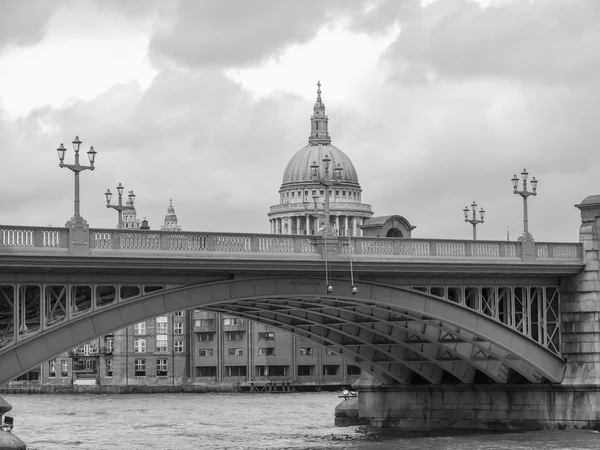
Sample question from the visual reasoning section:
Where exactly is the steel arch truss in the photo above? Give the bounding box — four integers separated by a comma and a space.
0, 278, 565, 386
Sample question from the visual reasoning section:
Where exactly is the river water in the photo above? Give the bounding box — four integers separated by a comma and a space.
3, 392, 600, 450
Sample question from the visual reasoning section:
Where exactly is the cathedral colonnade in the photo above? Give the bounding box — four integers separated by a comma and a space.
269, 215, 368, 236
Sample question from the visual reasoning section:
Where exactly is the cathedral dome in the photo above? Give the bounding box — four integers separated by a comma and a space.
268, 82, 372, 237
280, 81, 360, 189
282, 143, 359, 187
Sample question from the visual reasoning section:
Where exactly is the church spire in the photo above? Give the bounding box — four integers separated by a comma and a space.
161, 198, 181, 231
309, 81, 331, 145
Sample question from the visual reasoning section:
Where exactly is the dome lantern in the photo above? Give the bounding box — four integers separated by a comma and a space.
309, 81, 331, 145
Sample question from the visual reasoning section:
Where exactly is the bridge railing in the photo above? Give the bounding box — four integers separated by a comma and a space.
342, 238, 583, 260
0, 225, 583, 262
0, 226, 67, 249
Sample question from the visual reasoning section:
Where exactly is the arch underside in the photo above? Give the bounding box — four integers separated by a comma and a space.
0, 278, 565, 386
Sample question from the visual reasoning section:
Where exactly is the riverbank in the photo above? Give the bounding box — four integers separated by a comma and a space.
0, 380, 351, 395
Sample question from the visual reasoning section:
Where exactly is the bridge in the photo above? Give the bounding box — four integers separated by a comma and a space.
0, 194, 599, 430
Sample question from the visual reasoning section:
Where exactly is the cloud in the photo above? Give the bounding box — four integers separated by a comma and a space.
0, 0, 60, 51
1, 69, 315, 233
0, 0, 596, 245
360, 0, 600, 85
148, 0, 369, 69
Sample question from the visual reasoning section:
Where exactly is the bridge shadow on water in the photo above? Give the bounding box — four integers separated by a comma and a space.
325, 426, 600, 450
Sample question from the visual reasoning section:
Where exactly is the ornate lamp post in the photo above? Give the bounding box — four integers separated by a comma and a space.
56, 136, 97, 223
511, 168, 538, 241
310, 155, 343, 294
105, 183, 136, 229
463, 201, 485, 240
310, 154, 342, 234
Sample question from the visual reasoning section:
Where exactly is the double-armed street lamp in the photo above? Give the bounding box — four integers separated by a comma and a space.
105, 183, 136, 229
57, 136, 97, 223
310, 154, 343, 235
511, 168, 538, 241
463, 201, 485, 240
310, 154, 344, 295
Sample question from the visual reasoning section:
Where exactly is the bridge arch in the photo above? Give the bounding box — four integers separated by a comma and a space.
0, 277, 565, 386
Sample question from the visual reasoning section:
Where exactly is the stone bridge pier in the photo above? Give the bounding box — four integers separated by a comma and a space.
336, 195, 600, 430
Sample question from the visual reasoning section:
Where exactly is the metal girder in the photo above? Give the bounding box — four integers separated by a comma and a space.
0, 277, 566, 386
209, 305, 411, 384
228, 297, 477, 383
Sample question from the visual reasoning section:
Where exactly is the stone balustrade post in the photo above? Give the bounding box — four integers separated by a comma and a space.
315, 230, 341, 261
66, 216, 90, 256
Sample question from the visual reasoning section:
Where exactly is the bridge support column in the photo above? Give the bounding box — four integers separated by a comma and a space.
561, 196, 600, 384
336, 373, 600, 430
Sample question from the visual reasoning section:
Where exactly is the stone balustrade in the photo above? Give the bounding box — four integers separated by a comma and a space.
0, 225, 584, 263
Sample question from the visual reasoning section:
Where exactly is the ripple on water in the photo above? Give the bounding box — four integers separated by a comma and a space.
5, 393, 600, 450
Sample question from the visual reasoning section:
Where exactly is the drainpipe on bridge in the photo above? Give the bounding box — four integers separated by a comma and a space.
66, 216, 91, 256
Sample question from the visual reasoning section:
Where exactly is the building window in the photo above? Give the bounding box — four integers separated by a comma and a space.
347, 365, 362, 376
223, 318, 244, 326
49, 359, 56, 377
258, 347, 275, 356
255, 365, 287, 377
323, 365, 339, 376
320, 190, 324, 195
174, 311, 183, 317
305, 191, 308, 196
134, 359, 146, 377
105, 335, 114, 353
291, 192, 294, 197
257, 332, 275, 341
298, 365, 313, 376
174, 341, 184, 353
335, 190, 339, 196
61, 360, 68, 377
156, 335, 169, 353
226, 366, 247, 377
156, 316, 168, 334
174, 322, 184, 335
228, 348, 244, 356
157, 359, 168, 377
312, 190, 316, 196
299, 348, 314, 356
134, 338, 146, 353
196, 366, 216, 377
226, 332, 244, 341
106, 359, 113, 377
343, 191, 346, 196
199, 349, 214, 357
134, 322, 146, 335
195, 319, 215, 327
197, 332, 215, 342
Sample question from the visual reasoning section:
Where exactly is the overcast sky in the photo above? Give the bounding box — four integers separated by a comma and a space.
0, 0, 597, 242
